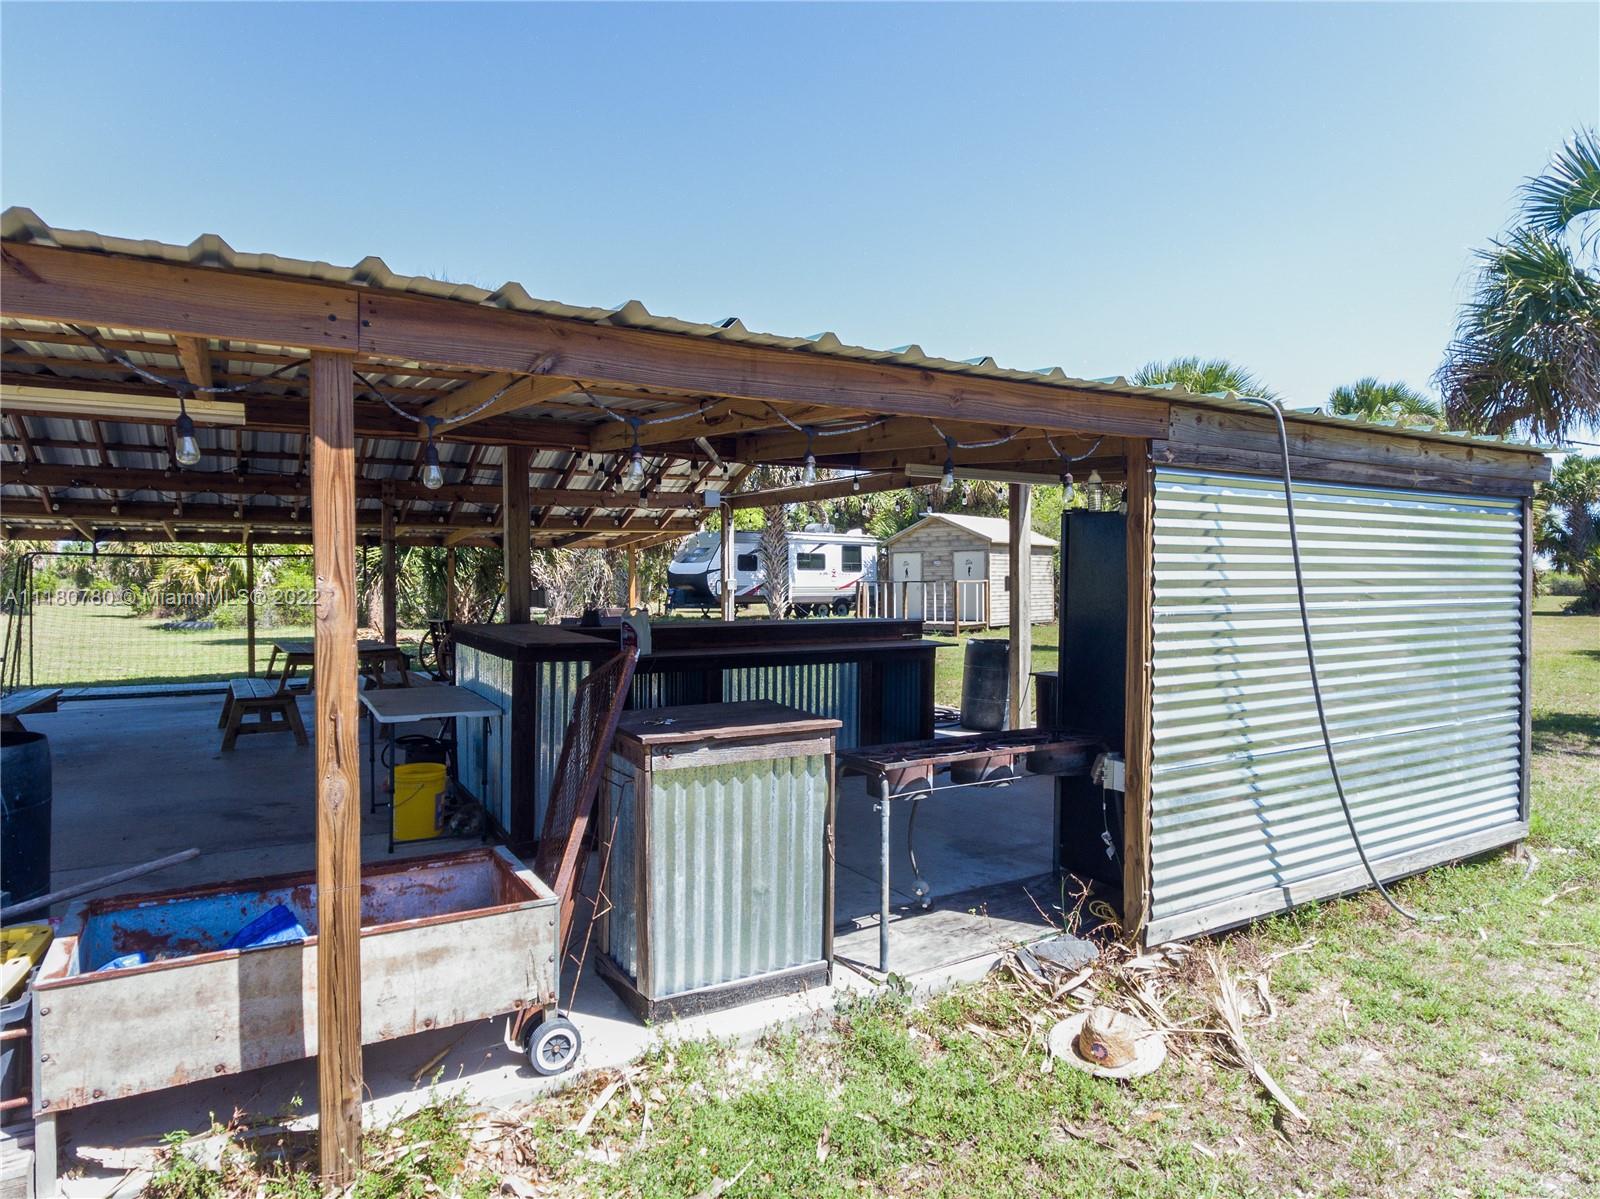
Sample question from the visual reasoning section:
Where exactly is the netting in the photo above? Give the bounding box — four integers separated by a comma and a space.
532, 646, 639, 955
1, 549, 323, 691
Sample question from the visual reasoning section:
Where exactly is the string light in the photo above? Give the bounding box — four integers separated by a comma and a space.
937, 436, 956, 495
802, 429, 818, 485
173, 396, 201, 467
421, 417, 444, 490
620, 420, 647, 489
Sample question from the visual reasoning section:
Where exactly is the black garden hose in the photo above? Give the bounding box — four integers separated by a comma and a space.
1241, 396, 1437, 924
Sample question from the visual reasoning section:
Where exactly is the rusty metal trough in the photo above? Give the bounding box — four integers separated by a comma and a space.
29, 847, 560, 1186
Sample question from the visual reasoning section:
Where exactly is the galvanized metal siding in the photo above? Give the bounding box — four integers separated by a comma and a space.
598, 752, 640, 981
1148, 469, 1525, 939
605, 752, 827, 998
534, 658, 590, 830
453, 644, 512, 834
723, 663, 860, 749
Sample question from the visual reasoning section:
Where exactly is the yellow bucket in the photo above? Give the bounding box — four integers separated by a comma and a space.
393, 763, 448, 842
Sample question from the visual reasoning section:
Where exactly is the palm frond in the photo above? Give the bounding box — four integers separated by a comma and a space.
1327, 377, 1441, 426
1521, 128, 1600, 249
1133, 356, 1278, 401
1438, 230, 1600, 442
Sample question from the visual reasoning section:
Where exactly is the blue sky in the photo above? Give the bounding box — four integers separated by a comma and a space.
2, 2, 1595, 410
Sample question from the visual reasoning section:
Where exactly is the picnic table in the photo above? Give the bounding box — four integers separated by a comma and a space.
839, 727, 1104, 974
265, 638, 404, 689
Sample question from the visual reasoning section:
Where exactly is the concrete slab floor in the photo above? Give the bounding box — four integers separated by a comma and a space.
9, 696, 1066, 1196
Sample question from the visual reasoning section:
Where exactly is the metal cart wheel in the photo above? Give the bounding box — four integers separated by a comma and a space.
525, 1013, 583, 1076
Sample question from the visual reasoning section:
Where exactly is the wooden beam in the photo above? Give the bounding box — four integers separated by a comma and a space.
588, 399, 860, 452
503, 445, 532, 623
0, 496, 699, 538
3, 241, 359, 349
1151, 439, 1539, 498
309, 350, 362, 1184
626, 547, 640, 610
1121, 444, 1154, 945
420, 367, 577, 428
727, 416, 1023, 464
1008, 484, 1033, 729
380, 497, 397, 644
0, 462, 712, 510
444, 546, 458, 622
174, 336, 214, 390
727, 471, 910, 509
245, 532, 257, 675
355, 289, 1172, 438
719, 509, 736, 621
0, 243, 1163, 437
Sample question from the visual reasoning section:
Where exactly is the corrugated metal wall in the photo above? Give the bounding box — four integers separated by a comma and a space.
534, 659, 590, 831
454, 644, 512, 834
723, 663, 860, 749
604, 752, 828, 999
1147, 469, 1527, 941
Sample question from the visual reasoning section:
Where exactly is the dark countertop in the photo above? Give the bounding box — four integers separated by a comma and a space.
452, 618, 942, 662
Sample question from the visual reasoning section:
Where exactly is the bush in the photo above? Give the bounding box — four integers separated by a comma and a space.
1542, 571, 1585, 596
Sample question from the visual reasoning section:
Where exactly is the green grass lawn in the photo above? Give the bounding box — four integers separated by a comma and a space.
152, 599, 1600, 1198
9, 603, 425, 688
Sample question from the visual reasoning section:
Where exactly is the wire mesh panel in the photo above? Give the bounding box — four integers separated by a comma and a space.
532, 647, 639, 954
1, 549, 315, 692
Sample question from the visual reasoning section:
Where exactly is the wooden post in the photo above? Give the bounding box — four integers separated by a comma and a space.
503, 445, 532, 623
379, 492, 397, 645
627, 547, 641, 611
1008, 484, 1033, 729
244, 532, 257, 676
719, 507, 736, 621
310, 351, 362, 1185
444, 545, 458, 622
1121, 446, 1155, 944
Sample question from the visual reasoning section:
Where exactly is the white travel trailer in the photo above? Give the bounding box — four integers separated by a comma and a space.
667, 526, 879, 615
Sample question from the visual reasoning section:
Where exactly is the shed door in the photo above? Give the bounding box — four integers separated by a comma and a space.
953, 551, 986, 620
1146, 468, 1527, 942
891, 552, 923, 619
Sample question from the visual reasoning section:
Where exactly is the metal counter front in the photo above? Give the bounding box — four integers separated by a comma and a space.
450, 619, 938, 850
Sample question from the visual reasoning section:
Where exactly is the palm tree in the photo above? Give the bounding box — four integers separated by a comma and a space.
1537, 453, 1600, 612
1133, 357, 1277, 400
1327, 377, 1442, 428
1439, 129, 1600, 443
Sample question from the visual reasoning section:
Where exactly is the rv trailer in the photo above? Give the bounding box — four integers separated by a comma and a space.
667, 527, 879, 615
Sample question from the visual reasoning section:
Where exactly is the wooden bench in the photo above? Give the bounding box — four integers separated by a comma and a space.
218, 677, 308, 750
0, 687, 63, 733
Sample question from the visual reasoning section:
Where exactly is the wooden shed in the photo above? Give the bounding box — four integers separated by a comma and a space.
881, 512, 1055, 627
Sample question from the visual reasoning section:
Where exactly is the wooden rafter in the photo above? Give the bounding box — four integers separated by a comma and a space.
420, 366, 578, 428
174, 336, 214, 390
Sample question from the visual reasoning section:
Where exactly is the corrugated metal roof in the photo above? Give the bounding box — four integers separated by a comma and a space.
0, 207, 1546, 458
885, 512, 1054, 548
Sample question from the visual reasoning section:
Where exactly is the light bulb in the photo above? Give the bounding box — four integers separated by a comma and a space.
802, 452, 817, 485
852, 476, 860, 492
174, 410, 201, 467
422, 439, 444, 490
939, 458, 956, 494
1061, 471, 1074, 501
621, 446, 646, 490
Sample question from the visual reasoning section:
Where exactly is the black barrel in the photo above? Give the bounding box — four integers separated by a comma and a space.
960, 639, 1010, 732
1, 730, 52, 906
